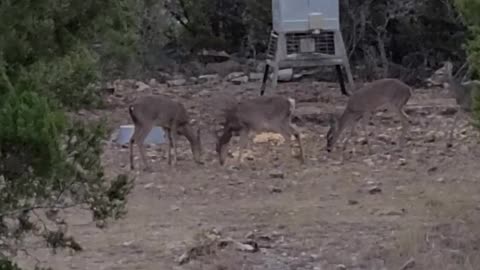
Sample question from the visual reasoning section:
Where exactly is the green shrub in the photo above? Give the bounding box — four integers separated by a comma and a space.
0, 0, 137, 264
455, 0, 480, 126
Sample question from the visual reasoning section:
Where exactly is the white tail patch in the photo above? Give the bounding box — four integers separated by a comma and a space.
287, 98, 296, 114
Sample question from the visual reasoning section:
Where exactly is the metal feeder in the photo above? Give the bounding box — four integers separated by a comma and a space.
260, 0, 354, 96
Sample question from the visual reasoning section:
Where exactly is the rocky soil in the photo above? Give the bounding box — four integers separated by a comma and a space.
16, 74, 480, 270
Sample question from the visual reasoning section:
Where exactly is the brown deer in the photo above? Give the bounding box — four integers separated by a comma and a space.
128, 95, 203, 171
428, 61, 480, 147
326, 78, 413, 154
215, 95, 305, 166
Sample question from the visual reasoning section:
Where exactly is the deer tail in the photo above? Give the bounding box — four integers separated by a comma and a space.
128, 105, 139, 125
287, 97, 296, 115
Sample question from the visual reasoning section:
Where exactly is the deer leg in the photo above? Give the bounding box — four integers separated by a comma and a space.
166, 129, 173, 165
342, 118, 359, 154
169, 124, 178, 166
279, 130, 293, 162
396, 107, 410, 148
447, 110, 461, 148
282, 124, 305, 164
237, 129, 249, 164
129, 131, 137, 170
136, 123, 154, 172
362, 112, 372, 155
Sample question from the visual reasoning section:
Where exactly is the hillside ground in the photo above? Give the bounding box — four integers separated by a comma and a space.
16, 79, 480, 270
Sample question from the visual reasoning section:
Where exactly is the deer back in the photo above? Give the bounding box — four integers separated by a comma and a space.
346, 78, 412, 112
130, 95, 189, 127
227, 96, 294, 132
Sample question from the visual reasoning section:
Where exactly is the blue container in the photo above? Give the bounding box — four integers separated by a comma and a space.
115, 125, 166, 145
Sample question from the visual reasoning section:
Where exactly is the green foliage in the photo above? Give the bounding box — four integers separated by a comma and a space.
16, 47, 101, 109
0, 259, 21, 270
165, 0, 252, 52
0, 0, 136, 266
0, 0, 140, 107
0, 90, 65, 188
455, 0, 480, 126
456, 0, 480, 77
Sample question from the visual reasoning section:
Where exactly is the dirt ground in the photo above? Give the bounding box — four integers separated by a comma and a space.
17, 79, 480, 270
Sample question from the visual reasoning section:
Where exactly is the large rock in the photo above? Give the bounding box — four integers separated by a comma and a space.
231, 76, 249, 85
166, 78, 187, 87
205, 59, 244, 78
198, 74, 220, 84
226, 72, 245, 81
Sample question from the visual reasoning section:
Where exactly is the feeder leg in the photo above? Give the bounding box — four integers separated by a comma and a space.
343, 62, 355, 91
336, 65, 349, 96
260, 64, 270, 96
271, 64, 279, 91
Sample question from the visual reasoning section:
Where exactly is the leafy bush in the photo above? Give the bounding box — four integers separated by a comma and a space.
0, 0, 137, 266
455, 0, 480, 125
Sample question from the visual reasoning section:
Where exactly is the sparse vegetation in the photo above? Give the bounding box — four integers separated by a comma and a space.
2, 0, 480, 269
0, 0, 135, 267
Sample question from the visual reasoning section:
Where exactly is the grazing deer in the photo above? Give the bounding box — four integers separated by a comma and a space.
428, 61, 480, 147
128, 95, 203, 171
215, 95, 305, 166
326, 78, 413, 154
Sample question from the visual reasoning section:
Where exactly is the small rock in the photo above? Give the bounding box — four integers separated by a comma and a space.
226, 71, 245, 81
368, 186, 382, 194
177, 252, 190, 265
198, 74, 220, 83
377, 134, 390, 143
424, 130, 436, 143
269, 170, 285, 179
376, 208, 406, 216
366, 180, 378, 186
166, 78, 186, 87
348, 199, 359, 205
363, 158, 375, 167
148, 78, 160, 87
234, 241, 258, 252
336, 264, 347, 270
122, 240, 134, 246
144, 183, 154, 189
398, 158, 407, 166
436, 177, 445, 183
357, 137, 368, 144
231, 75, 249, 85
156, 71, 172, 83
197, 89, 210, 97
135, 81, 150, 92
189, 77, 198, 84
270, 186, 283, 193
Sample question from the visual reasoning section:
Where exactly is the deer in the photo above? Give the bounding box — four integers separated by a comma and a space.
326, 78, 413, 155
215, 95, 305, 166
428, 61, 480, 147
128, 95, 203, 171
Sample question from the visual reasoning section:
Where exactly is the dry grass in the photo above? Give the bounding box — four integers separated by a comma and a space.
387, 182, 480, 270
